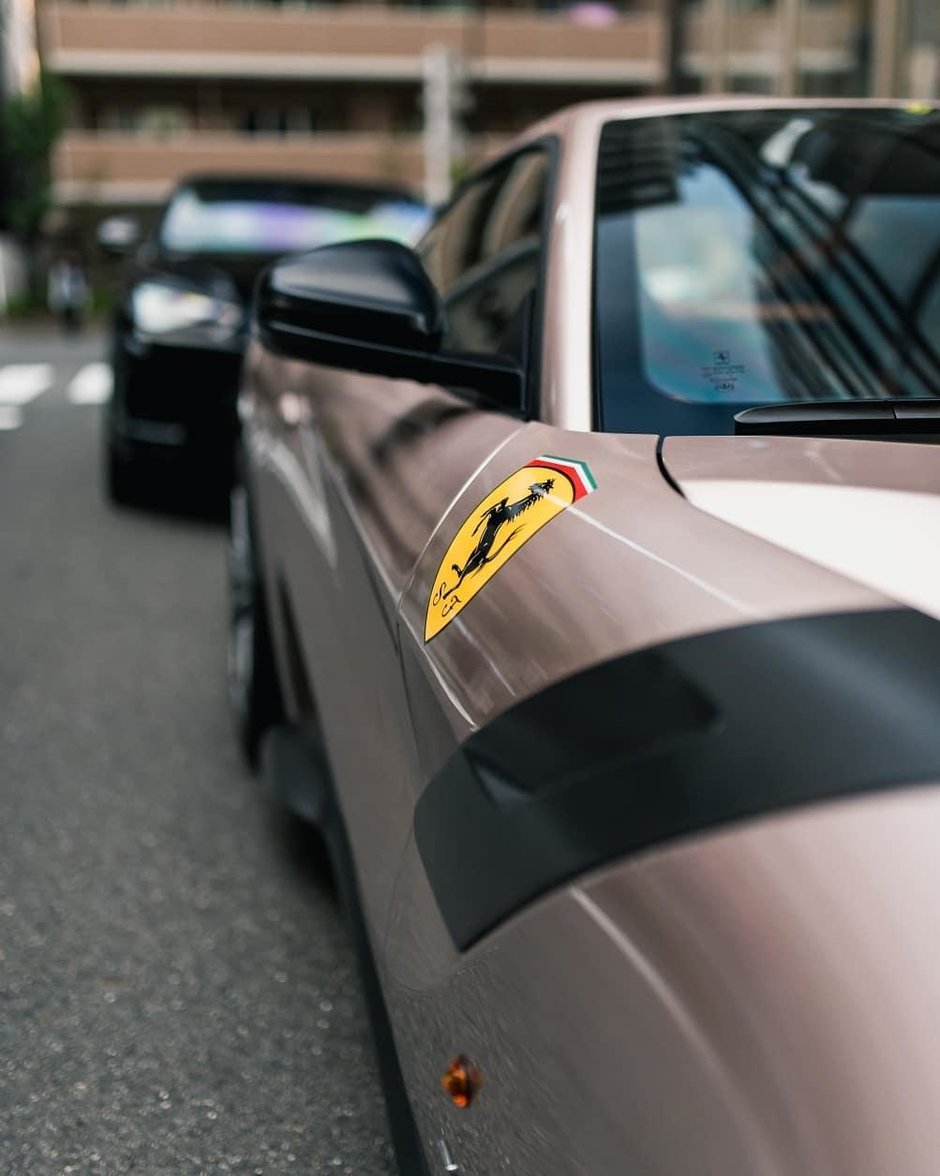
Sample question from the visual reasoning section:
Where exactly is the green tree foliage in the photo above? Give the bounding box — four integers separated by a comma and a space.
2, 71, 67, 243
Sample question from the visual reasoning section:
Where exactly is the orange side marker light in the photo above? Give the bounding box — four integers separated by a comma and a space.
441, 1056, 481, 1109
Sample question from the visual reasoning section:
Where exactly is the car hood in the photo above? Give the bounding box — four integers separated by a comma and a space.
661, 433, 940, 621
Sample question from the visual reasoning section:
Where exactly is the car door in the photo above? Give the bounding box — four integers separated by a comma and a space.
252, 145, 556, 952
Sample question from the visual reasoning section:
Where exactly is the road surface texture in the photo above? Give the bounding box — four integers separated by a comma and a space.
0, 329, 397, 1175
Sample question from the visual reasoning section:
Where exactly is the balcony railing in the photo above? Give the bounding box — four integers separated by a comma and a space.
42, 1, 668, 84
53, 129, 511, 203
681, 4, 860, 78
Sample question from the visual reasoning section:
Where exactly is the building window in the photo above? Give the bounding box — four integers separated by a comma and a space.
238, 107, 321, 136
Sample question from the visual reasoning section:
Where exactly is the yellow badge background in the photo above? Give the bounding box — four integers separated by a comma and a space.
424, 463, 574, 641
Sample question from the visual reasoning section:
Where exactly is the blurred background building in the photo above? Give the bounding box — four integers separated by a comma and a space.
0, 0, 937, 287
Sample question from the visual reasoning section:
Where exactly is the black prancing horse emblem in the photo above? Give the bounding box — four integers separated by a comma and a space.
425, 454, 596, 641
440, 478, 555, 598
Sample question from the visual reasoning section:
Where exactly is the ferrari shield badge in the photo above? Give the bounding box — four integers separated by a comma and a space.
424, 454, 597, 641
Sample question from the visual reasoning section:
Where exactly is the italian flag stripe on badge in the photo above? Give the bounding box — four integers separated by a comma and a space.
525, 454, 597, 502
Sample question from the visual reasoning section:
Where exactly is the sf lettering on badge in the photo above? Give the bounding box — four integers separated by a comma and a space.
424, 454, 597, 641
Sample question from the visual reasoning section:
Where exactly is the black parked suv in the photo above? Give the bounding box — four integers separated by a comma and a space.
100, 175, 428, 503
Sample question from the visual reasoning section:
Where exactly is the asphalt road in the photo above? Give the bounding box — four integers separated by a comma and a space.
0, 329, 396, 1175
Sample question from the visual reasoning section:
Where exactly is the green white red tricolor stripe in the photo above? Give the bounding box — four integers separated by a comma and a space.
525, 454, 597, 502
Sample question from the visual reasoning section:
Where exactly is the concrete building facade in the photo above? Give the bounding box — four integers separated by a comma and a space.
33, 0, 940, 216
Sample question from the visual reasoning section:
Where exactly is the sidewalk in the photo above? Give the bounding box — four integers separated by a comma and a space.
0, 316, 107, 342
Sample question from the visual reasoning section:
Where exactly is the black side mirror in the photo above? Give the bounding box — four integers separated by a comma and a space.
255, 239, 524, 412
96, 215, 141, 259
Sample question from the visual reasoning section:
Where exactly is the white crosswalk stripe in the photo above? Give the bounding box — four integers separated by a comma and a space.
0, 364, 54, 405
68, 362, 112, 404
0, 406, 23, 430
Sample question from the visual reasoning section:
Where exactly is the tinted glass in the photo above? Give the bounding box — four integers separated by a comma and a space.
594, 108, 940, 435
420, 150, 550, 359
159, 180, 429, 255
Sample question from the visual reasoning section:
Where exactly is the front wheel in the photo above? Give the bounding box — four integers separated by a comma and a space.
227, 478, 284, 766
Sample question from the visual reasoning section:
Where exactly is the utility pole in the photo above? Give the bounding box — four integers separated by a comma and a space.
422, 45, 468, 208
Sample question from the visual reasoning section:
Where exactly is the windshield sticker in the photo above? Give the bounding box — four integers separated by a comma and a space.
424, 455, 597, 641
701, 349, 747, 396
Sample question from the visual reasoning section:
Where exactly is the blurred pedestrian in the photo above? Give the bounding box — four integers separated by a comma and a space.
47, 251, 89, 333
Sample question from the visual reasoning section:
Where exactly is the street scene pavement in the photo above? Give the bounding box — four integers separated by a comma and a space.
0, 329, 395, 1174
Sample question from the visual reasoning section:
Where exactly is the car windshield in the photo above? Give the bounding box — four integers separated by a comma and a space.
159, 180, 429, 255
594, 107, 940, 435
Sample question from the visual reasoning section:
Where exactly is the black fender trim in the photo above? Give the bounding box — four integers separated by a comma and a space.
415, 608, 940, 950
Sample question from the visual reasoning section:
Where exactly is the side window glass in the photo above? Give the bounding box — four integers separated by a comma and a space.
420, 173, 502, 293
419, 150, 550, 361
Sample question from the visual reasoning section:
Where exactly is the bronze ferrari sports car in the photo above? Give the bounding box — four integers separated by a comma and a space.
228, 98, 940, 1174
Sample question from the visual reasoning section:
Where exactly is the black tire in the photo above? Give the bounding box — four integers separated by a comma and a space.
104, 440, 138, 506
227, 476, 284, 766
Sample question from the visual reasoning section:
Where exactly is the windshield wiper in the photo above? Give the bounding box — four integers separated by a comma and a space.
735, 400, 940, 438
